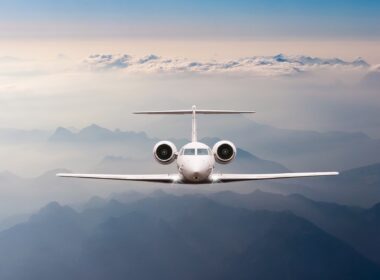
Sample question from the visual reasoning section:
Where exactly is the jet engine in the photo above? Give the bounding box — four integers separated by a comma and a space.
153, 141, 177, 164
212, 140, 236, 164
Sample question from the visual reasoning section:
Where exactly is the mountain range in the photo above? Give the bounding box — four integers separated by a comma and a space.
1, 192, 380, 280
47, 121, 380, 171
210, 190, 380, 265
0, 121, 379, 222
1, 119, 379, 174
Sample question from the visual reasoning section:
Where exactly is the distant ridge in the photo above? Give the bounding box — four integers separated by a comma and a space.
49, 124, 151, 143
1, 195, 379, 279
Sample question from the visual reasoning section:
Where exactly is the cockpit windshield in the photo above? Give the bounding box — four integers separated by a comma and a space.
181, 148, 210, 155
183, 148, 196, 155
197, 148, 209, 155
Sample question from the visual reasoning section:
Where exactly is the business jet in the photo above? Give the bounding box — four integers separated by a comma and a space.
57, 106, 338, 183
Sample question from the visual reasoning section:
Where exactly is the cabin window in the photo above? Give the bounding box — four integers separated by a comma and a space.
183, 148, 196, 155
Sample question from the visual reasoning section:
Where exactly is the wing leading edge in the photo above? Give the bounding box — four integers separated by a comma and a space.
212, 172, 339, 183
57, 171, 338, 184
56, 173, 179, 183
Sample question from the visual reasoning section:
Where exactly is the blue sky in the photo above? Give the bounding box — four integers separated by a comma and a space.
1, 0, 379, 38
2, 0, 379, 16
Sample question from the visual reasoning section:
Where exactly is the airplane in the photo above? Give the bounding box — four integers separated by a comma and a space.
57, 105, 339, 184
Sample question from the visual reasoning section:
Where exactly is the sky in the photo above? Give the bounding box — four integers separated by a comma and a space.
0, 0, 379, 136
0, 0, 379, 39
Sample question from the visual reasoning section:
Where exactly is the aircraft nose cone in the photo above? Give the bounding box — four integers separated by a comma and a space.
193, 172, 200, 181
181, 159, 212, 183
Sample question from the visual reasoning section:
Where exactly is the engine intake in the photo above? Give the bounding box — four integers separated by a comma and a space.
212, 140, 236, 164
153, 141, 177, 164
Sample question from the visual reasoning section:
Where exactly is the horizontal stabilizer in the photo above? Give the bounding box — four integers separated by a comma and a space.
134, 109, 255, 115
134, 105, 254, 142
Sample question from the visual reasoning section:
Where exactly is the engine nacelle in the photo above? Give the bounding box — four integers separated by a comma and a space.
153, 141, 177, 164
212, 140, 236, 164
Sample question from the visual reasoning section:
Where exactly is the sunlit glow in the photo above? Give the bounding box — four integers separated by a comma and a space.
211, 174, 220, 182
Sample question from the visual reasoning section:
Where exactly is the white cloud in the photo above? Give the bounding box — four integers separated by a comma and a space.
370, 64, 380, 72
84, 54, 132, 69
82, 53, 370, 76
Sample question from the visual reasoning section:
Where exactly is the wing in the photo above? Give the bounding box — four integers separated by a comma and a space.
56, 173, 179, 183
213, 172, 339, 183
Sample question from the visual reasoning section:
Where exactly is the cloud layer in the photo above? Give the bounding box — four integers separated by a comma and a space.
83, 53, 370, 76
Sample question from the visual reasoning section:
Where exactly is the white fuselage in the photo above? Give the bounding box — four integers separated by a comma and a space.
176, 142, 215, 183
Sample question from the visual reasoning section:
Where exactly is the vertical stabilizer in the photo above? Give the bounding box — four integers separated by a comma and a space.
192, 105, 197, 142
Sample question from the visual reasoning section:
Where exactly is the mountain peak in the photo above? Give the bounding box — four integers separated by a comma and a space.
43, 201, 61, 211
48, 124, 152, 144
49, 126, 74, 141
80, 124, 111, 133
84, 196, 107, 210
274, 53, 287, 62
55, 126, 72, 133
138, 54, 159, 64
352, 57, 370, 67
37, 168, 71, 179
30, 201, 78, 224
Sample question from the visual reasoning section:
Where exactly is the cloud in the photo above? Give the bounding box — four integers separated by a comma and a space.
84, 54, 132, 69
360, 64, 380, 88
0, 56, 23, 63
370, 64, 380, 72
82, 53, 370, 76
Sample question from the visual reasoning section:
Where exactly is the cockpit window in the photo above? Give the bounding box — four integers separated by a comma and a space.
197, 148, 209, 155
183, 148, 195, 155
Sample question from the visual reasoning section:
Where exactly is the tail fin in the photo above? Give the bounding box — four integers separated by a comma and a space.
134, 105, 255, 142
